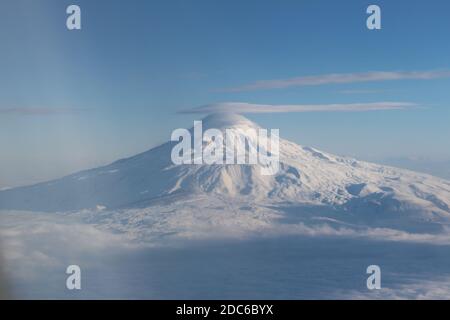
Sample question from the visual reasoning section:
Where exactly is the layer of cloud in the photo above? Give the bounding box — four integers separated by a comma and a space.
0, 108, 82, 116
181, 101, 416, 114
2, 208, 450, 298
223, 70, 450, 92
335, 276, 450, 300
337, 89, 385, 94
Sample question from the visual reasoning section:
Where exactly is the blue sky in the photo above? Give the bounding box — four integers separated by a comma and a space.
1, 0, 450, 187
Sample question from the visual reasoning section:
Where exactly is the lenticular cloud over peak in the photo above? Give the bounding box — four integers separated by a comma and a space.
181, 101, 416, 114
199, 112, 257, 129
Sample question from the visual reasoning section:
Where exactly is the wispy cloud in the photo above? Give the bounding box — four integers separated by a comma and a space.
337, 89, 385, 95
336, 276, 450, 299
181, 102, 416, 114
0, 108, 82, 116
222, 70, 450, 92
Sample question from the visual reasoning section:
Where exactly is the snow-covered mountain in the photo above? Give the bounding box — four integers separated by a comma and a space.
1, 113, 449, 235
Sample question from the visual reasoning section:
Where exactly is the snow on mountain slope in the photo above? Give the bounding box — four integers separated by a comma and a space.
1, 113, 449, 237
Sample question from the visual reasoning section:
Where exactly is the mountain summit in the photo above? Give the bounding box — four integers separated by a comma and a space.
1, 113, 449, 234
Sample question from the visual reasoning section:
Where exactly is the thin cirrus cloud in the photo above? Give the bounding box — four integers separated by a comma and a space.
221, 70, 450, 92
0, 108, 82, 116
180, 101, 417, 114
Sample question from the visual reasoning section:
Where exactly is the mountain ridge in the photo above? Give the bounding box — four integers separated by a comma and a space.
0, 113, 449, 235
